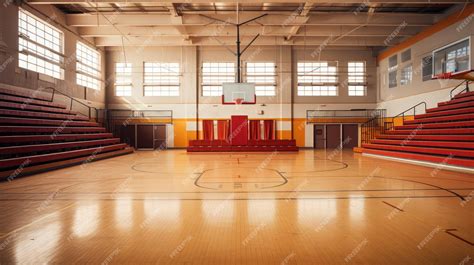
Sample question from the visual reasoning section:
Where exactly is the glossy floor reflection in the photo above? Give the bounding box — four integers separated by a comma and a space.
0, 150, 472, 264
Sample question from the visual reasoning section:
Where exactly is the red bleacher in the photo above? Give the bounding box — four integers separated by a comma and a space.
361, 90, 474, 168
0, 86, 133, 179
187, 139, 298, 152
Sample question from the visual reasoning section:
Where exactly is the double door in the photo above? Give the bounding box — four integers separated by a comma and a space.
116, 124, 167, 150
313, 124, 358, 149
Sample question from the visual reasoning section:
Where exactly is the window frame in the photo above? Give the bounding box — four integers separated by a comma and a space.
297, 61, 339, 96
245, 62, 277, 96
201, 62, 236, 97
76, 41, 101, 90
347, 61, 367, 96
18, 8, 65, 80
432, 37, 470, 77
400, 64, 413, 86
143, 62, 180, 97
388, 54, 398, 88
421, 55, 433, 82
115, 63, 132, 97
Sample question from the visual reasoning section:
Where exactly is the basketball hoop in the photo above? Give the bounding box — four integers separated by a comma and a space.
235, 98, 244, 105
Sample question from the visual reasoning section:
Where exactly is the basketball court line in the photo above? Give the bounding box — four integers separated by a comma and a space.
1, 187, 472, 195
444, 229, 473, 246
382, 201, 405, 212
0, 195, 469, 201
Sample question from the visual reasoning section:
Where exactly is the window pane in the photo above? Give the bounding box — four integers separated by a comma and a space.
144, 62, 180, 96
348, 61, 366, 96
246, 62, 276, 96
76, 42, 101, 90
115, 63, 132, 96
202, 62, 235, 96
18, 9, 63, 79
297, 61, 338, 96
400, 65, 412, 86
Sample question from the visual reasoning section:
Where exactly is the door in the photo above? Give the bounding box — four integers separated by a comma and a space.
326, 124, 341, 149
313, 125, 325, 149
154, 125, 167, 149
342, 124, 359, 149
136, 125, 154, 149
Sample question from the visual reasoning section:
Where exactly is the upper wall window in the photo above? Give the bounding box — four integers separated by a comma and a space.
245, 62, 276, 96
348, 61, 366, 96
433, 38, 470, 76
401, 49, 411, 63
400, 65, 412, 86
18, 9, 64, 79
202, 62, 235, 96
388, 55, 398, 88
76, 42, 101, 90
297, 62, 338, 96
422, 55, 433, 82
144, 62, 180, 96
115, 63, 132, 96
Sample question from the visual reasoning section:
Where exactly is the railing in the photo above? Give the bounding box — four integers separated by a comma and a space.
105, 109, 173, 142
306, 109, 386, 144
450, 80, 472, 99
306, 109, 384, 121
43, 86, 99, 121
359, 110, 387, 144
384, 102, 427, 131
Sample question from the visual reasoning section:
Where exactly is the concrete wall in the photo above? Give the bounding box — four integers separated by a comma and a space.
0, 3, 106, 109
377, 9, 473, 116
105, 45, 378, 147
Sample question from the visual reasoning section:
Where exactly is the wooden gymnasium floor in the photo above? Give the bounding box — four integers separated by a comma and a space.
0, 150, 472, 264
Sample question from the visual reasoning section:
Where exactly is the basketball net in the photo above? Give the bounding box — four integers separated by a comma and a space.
234, 98, 244, 105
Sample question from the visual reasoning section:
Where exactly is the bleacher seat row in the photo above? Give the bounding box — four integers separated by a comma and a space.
361, 90, 474, 168
0, 87, 133, 179
187, 139, 298, 152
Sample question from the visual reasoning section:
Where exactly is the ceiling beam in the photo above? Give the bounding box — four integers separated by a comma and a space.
66, 13, 435, 27
286, 2, 313, 41
94, 35, 403, 47
77, 25, 421, 38
27, 0, 470, 4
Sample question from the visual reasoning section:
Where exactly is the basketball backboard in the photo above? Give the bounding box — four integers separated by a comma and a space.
432, 37, 471, 80
222, 83, 256, 104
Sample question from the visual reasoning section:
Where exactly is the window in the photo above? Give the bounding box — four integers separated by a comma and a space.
388, 71, 397, 88
115, 63, 132, 96
76, 42, 101, 90
297, 62, 338, 96
400, 65, 412, 86
422, 56, 433, 82
202, 62, 235, 96
388, 55, 398, 88
18, 9, 64, 79
401, 49, 411, 63
144, 62, 180, 96
246, 62, 276, 96
348, 62, 366, 96
433, 38, 470, 76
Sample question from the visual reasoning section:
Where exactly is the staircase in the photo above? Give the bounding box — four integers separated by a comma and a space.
361, 90, 474, 169
0, 86, 133, 180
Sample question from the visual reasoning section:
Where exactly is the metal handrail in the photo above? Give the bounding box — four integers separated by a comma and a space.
360, 109, 386, 144
43, 86, 98, 120
450, 80, 471, 99
388, 101, 427, 128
